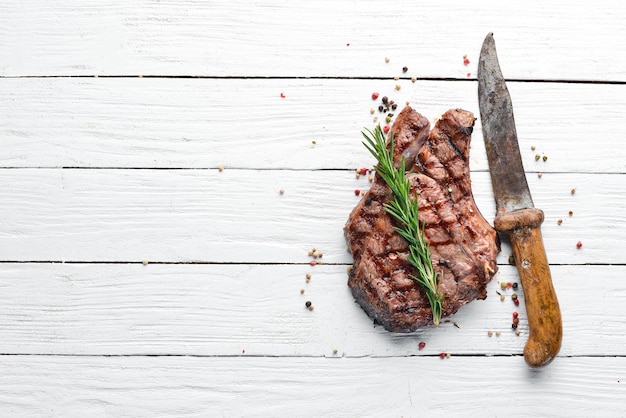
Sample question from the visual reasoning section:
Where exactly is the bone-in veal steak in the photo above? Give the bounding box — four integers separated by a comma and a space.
344, 106, 500, 332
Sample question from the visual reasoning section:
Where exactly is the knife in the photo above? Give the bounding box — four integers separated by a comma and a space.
477, 33, 562, 368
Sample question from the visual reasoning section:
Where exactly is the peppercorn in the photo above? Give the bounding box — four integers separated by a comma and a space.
512, 323, 518, 329
360, 167, 368, 175
535, 154, 541, 161
391, 103, 398, 110
513, 317, 520, 325
218, 166, 224, 172
383, 126, 390, 134
571, 188, 576, 195
439, 352, 446, 359
495, 331, 501, 337
381, 96, 389, 105
385, 116, 392, 123
354, 189, 360, 196
395, 84, 401, 90
538, 172, 543, 178
279, 188, 285, 194
512, 282, 518, 289
543, 155, 548, 161
402, 66, 408, 73
487, 330, 493, 337
557, 218, 563, 225
418, 341, 426, 350
515, 330, 521, 336
500, 282, 507, 290
305, 301, 312, 308
511, 293, 518, 300
512, 311, 519, 319
576, 241, 583, 249
300, 289, 305, 294
514, 299, 520, 306
500, 294, 506, 301
306, 273, 311, 282
371, 92, 379, 100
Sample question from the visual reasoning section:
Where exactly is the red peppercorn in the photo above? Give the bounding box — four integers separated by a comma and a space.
466, 73, 471, 78
514, 299, 520, 306
360, 167, 367, 175
383, 126, 390, 134
463, 58, 470, 65
439, 352, 446, 359
309, 260, 317, 266
371, 92, 379, 100
280, 92, 285, 98
507, 282, 513, 289
354, 189, 361, 196
512, 311, 519, 319
576, 241, 583, 249
418, 342, 426, 350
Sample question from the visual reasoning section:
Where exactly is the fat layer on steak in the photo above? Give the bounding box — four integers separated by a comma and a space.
344, 106, 500, 332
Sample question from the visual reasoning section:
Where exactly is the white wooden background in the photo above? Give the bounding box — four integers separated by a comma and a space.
1, 1, 626, 416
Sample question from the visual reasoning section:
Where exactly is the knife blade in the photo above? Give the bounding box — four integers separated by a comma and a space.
478, 33, 562, 368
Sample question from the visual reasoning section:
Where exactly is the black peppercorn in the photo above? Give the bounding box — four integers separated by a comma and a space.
305, 301, 312, 308
381, 96, 388, 105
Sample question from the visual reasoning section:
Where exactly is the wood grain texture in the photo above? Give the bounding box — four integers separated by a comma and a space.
1, 0, 625, 415
1, 0, 624, 80
1, 78, 625, 173
0, 263, 624, 358
1, 355, 625, 417
0, 169, 621, 264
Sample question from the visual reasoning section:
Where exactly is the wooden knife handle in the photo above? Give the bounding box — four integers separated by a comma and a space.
494, 208, 562, 368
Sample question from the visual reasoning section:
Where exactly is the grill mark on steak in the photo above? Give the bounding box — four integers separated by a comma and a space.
344, 106, 500, 332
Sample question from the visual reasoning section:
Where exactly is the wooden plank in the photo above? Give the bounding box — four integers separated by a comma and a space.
1, 1, 624, 81
1, 78, 625, 172
0, 355, 624, 417
0, 263, 623, 357
0, 169, 620, 264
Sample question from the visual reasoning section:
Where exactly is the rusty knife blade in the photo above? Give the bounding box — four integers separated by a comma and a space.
478, 33, 533, 214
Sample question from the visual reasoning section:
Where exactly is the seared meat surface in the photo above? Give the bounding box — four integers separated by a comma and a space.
344, 106, 500, 332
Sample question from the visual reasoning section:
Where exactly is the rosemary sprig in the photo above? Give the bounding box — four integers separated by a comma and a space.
362, 126, 443, 327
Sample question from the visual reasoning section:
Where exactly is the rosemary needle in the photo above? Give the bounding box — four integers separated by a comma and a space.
362, 126, 443, 327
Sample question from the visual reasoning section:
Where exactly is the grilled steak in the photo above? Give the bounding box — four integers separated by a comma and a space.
344, 106, 500, 332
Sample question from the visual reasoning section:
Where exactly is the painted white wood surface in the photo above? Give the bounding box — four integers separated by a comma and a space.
1, 1, 626, 417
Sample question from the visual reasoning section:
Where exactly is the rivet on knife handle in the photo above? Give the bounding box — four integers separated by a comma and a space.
477, 33, 562, 367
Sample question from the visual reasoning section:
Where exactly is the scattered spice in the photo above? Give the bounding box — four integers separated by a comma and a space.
515, 330, 521, 336
531, 145, 536, 151
466, 73, 471, 78
393, 76, 399, 81
571, 188, 576, 195
381, 96, 389, 105
385, 57, 390, 63
370, 108, 375, 114
576, 241, 583, 249
514, 299, 520, 306
354, 189, 361, 196
512, 311, 519, 319
500, 294, 506, 301
308, 305, 315, 311
279, 188, 285, 195
500, 281, 507, 290
383, 126, 390, 134
538, 172, 543, 178
142, 259, 149, 265
395, 84, 401, 90
535, 154, 541, 161
305, 301, 312, 308
418, 341, 426, 350
568, 210, 574, 217
411, 76, 417, 83
543, 155, 548, 162
557, 218, 563, 225
280, 92, 286, 98
333, 348, 338, 354
439, 352, 447, 359
308, 248, 316, 256
306, 273, 311, 283
371, 92, 379, 100
300, 288, 305, 294
463, 55, 470, 65
309, 260, 318, 266
218, 166, 224, 172
368, 176, 373, 182
495, 331, 501, 337
402, 66, 408, 73
488, 330, 493, 337
360, 167, 368, 176
512, 282, 518, 289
